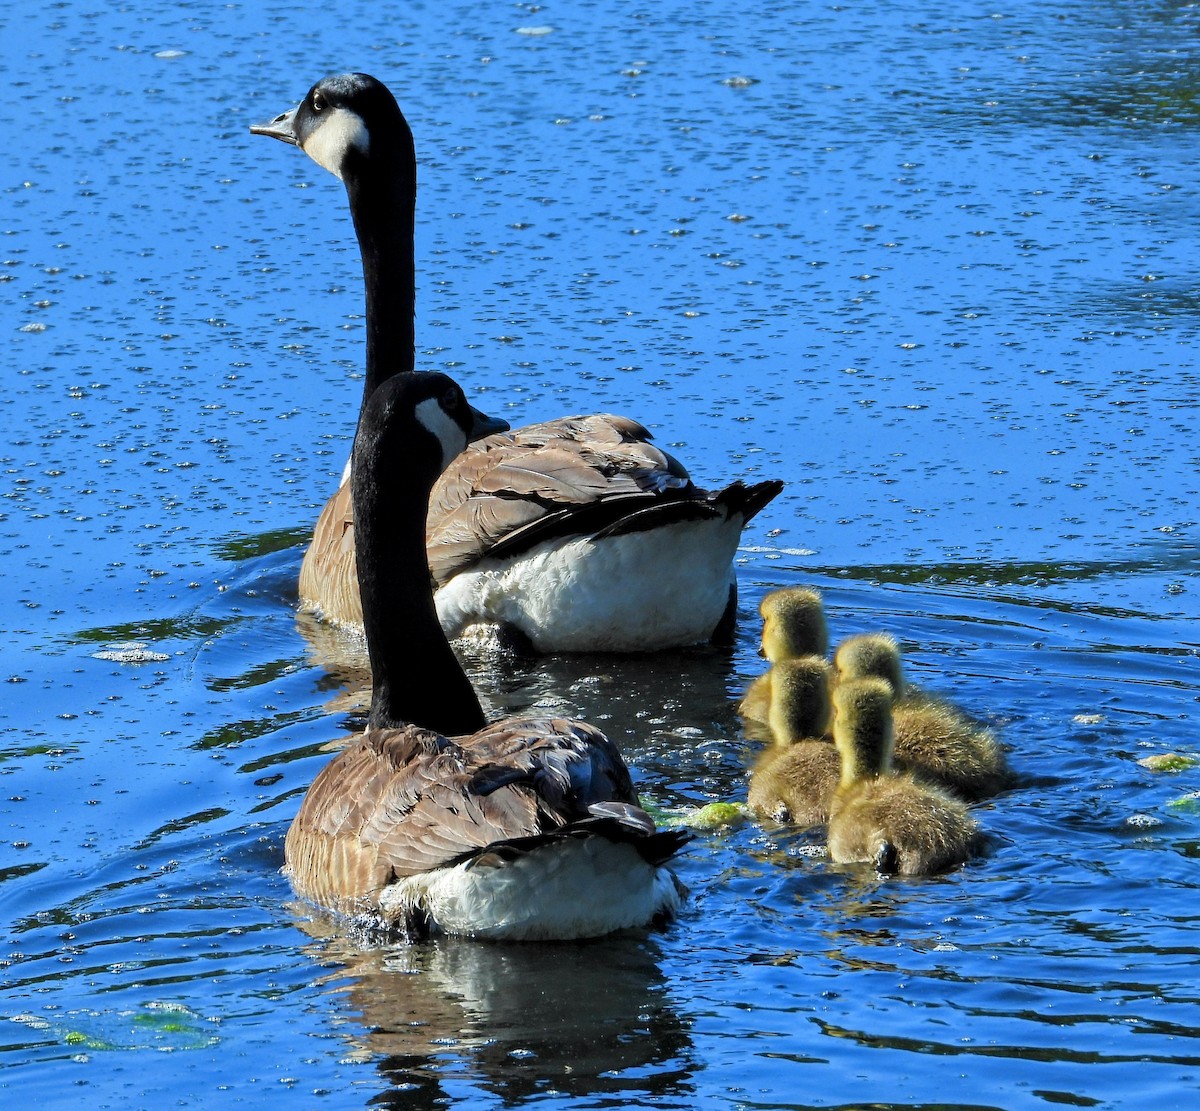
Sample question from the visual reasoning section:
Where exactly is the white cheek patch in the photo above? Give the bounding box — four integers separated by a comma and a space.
414, 397, 468, 472
303, 107, 370, 180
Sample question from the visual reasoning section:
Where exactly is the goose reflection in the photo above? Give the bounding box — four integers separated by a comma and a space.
292, 908, 695, 1105
294, 607, 372, 724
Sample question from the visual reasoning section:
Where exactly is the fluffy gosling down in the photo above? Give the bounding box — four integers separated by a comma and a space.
827, 678, 978, 876
834, 632, 1008, 801
747, 656, 841, 827
740, 587, 829, 724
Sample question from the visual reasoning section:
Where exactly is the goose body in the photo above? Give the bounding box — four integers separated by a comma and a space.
833, 632, 1008, 800
826, 679, 977, 876
287, 717, 686, 940
747, 656, 839, 826
252, 73, 781, 652
301, 413, 778, 651
277, 368, 687, 938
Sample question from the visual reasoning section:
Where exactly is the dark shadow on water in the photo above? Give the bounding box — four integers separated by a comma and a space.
67, 527, 310, 654
70, 612, 239, 646
1074, 280, 1200, 329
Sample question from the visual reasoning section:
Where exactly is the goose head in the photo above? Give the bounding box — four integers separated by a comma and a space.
758, 587, 828, 663
250, 72, 412, 183
251, 72, 418, 401
831, 677, 895, 783
355, 371, 509, 492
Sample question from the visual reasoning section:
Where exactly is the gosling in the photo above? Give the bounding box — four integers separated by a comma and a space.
827, 678, 978, 876
740, 587, 829, 724
834, 632, 1008, 800
748, 656, 839, 826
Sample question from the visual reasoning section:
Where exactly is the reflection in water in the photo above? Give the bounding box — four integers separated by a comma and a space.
294, 607, 372, 723
293, 910, 695, 1106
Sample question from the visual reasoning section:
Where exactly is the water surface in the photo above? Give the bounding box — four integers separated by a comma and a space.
2, 1, 1199, 1107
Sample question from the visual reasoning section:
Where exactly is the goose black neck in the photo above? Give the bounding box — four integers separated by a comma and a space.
343, 140, 417, 419
353, 421, 486, 738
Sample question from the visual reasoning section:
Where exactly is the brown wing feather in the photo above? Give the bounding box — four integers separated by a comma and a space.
284, 716, 645, 916
298, 480, 363, 626
297, 413, 776, 622
424, 415, 691, 582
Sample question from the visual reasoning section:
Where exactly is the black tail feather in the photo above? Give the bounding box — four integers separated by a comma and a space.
459, 815, 692, 871
477, 478, 785, 559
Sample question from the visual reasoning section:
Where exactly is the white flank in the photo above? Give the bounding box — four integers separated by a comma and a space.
378, 835, 682, 940
434, 516, 742, 652
303, 107, 370, 179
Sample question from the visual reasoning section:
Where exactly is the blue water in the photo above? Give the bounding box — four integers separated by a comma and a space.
2, 0, 1199, 1107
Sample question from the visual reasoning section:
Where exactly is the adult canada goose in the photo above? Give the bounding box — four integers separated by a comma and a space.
739, 587, 829, 724
826, 678, 977, 876
747, 656, 840, 826
284, 371, 688, 939
250, 73, 783, 652
833, 632, 1008, 800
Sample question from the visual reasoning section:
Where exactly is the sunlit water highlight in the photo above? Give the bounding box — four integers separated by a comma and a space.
2, 1, 1199, 1107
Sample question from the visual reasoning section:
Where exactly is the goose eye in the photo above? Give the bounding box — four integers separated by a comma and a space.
312, 91, 326, 112
441, 387, 462, 411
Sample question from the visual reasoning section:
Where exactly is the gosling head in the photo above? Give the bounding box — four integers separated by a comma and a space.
250, 72, 413, 183
834, 632, 905, 697
831, 677, 896, 782
758, 587, 828, 664
767, 656, 833, 745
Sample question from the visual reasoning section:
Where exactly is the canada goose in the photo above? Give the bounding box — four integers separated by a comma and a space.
283, 371, 688, 939
747, 656, 840, 826
826, 678, 977, 876
251, 73, 783, 652
739, 587, 829, 724
833, 632, 1008, 800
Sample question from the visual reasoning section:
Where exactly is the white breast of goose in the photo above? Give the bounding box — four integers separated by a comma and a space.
379, 835, 684, 940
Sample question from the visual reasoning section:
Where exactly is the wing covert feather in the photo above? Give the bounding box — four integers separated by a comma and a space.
286, 716, 646, 904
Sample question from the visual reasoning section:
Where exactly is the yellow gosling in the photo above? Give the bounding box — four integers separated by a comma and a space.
761, 587, 829, 664
833, 632, 1008, 800
748, 657, 840, 826
740, 587, 829, 724
827, 678, 977, 876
